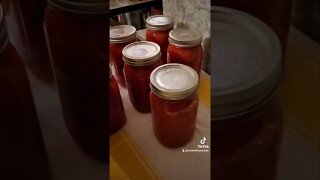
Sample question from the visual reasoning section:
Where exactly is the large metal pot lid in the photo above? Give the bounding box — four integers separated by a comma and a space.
211, 6, 282, 120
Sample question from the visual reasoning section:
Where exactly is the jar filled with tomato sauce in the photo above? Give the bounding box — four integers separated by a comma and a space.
122, 41, 162, 113
150, 63, 199, 148
109, 65, 126, 135
211, 7, 284, 180
167, 28, 203, 76
0, 4, 51, 179
44, 0, 108, 161
110, 25, 136, 87
146, 15, 173, 64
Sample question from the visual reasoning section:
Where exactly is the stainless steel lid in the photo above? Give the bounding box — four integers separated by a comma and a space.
169, 28, 202, 47
122, 41, 161, 66
0, 3, 9, 53
48, 0, 107, 14
211, 6, 282, 120
146, 15, 174, 31
150, 63, 199, 100
110, 25, 136, 44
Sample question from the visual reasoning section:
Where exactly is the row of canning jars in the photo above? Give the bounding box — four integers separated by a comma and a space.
110, 15, 203, 88
109, 15, 204, 148
2, 0, 109, 161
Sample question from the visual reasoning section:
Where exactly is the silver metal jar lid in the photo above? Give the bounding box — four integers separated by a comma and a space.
211, 6, 282, 120
150, 63, 199, 100
146, 15, 174, 31
169, 28, 202, 47
110, 25, 136, 44
122, 41, 161, 66
0, 3, 9, 53
48, 0, 107, 14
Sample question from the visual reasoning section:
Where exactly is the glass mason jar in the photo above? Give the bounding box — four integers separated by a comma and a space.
123, 41, 162, 113
0, 5, 51, 179
110, 25, 136, 87
211, 7, 283, 180
150, 64, 199, 148
146, 15, 173, 64
44, 0, 108, 161
1, 0, 53, 83
167, 28, 203, 76
109, 65, 126, 135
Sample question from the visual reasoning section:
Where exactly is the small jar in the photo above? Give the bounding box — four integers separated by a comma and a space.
150, 64, 199, 148
123, 41, 162, 113
110, 25, 136, 87
109, 65, 126, 135
211, 7, 283, 180
44, 0, 108, 161
146, 15, 173, 64
167, 28, 203, 76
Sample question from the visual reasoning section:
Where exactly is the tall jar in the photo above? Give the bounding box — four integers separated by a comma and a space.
1, 0, 53, 83
110, 25, 136, 87
0, 4, 51, 179
167, 28, 203, 76
150, 64, 199, 148
146, 15, 173, 64
123, 41, 162, 113
211, 7, 283, 180
44, 0, 108, 161
109, 65, 126, 135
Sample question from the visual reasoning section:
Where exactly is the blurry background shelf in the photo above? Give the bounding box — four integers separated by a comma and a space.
110, 0, 162, 16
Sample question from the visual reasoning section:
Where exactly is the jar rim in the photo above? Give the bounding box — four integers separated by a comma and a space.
110, 25, 136, 44
146, 15, 174, 31
169, 28, 202, 47
48, 0, 107, 14
150, 63, 199, 100
122, 41, 161, 67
